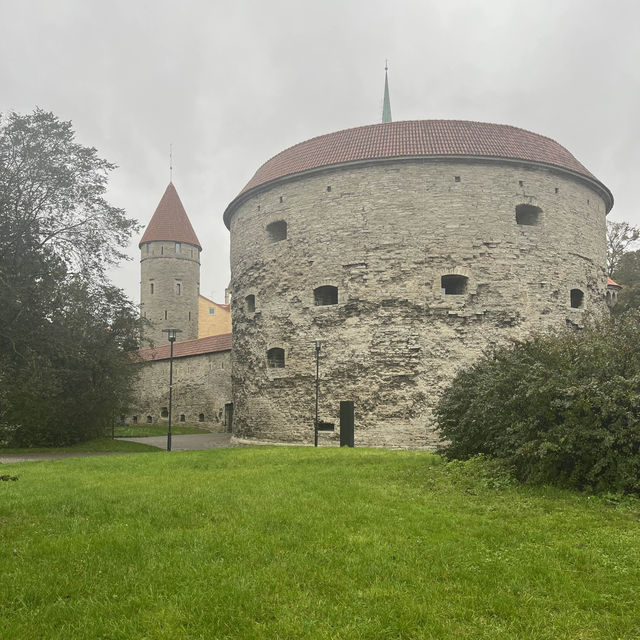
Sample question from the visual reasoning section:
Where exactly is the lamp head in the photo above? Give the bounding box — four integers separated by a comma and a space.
163, 328, 182, 342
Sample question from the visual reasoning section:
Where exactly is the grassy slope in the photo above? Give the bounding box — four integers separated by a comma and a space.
0, 448, 639, 640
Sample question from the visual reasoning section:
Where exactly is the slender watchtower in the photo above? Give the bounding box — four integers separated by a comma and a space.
139, 182, 202, 345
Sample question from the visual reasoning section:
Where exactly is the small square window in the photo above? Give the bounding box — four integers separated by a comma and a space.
441, 274, 468, 295
267, 220, 287, 242
570, 288, 584, 309
209, 307, 215, 315
267, 348, 285, 368
454, 176, 461, 182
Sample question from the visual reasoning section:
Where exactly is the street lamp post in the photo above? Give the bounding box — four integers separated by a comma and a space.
162, 328, 182, 451
314, 339, 322, 447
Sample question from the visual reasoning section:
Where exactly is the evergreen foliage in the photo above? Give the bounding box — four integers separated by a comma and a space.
436, 313, 640, 493
0, 109, 142, 446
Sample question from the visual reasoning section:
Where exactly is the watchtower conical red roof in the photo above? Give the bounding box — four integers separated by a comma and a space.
139, 182, 202, 249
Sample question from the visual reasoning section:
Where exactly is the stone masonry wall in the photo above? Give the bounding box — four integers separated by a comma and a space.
127, 350, 232, 431
228, 159, 609, 448
140, 240, 200, 346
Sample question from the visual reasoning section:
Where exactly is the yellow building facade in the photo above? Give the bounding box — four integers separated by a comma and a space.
198, 294, 232, 338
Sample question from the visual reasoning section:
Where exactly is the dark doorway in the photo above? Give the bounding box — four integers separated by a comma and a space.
224, 403, 234, 433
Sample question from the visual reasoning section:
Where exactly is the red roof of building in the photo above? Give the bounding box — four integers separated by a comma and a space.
224, 120, 613, 226
137, 333, 231, 362
140, 182, 202, 249
607, 276, 622, 288
199, 293, 231, 312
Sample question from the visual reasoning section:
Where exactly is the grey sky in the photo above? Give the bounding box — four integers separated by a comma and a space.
1, 0, 638, 303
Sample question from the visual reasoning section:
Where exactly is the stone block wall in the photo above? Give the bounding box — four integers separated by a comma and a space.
126, 350, 232, 431
227, 159, 609, 448
140, 240, 200, 346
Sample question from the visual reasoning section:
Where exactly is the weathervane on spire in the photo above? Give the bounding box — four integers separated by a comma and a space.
382, 61, 392, 124
169, 143, 173, 183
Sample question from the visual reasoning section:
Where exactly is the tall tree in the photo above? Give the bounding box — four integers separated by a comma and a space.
0, 109, 142, 446
606, 220, 640, 275
612, 249, 640, 313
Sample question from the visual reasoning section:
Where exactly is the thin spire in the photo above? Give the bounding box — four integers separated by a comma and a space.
382, 61, 392, 123
169, 143, 173, 183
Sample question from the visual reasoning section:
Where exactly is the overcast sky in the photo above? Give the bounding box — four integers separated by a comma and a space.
1, 0, 638, 303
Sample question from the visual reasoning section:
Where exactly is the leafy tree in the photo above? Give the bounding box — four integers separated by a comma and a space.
611, 249, 640, 313
606, 220, 640, 275
436, 313, 640, 494
0, 109, 142, 446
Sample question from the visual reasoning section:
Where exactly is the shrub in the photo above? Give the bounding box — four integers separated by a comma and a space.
436, 312, 640, 493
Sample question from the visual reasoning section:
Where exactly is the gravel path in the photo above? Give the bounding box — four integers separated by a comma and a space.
116, 432, 235, 451
0, 433, 235, 463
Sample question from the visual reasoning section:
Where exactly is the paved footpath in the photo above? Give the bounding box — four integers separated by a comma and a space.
0, 433, 234, 463
116, 432, 235, 451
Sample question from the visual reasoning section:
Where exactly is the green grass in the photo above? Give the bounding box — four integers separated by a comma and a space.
1, 448, 639, 639
0, 438, 160, 454
113, 424, 209, 437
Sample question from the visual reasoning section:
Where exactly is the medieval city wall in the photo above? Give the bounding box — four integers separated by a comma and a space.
227, 159, 608, 448
127, 350, 231, 431
140, 240, 200, 345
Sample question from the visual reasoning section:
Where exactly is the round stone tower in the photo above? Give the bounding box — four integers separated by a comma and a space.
139, 182, 201, 346
223, 120, 614, 448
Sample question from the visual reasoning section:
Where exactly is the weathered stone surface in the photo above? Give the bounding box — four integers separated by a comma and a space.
126, 349, 232, 431
140, 240, 200, 345
227, 159, 609, 448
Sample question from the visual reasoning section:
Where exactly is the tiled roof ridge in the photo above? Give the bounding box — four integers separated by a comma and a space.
256, 119, 567, 166
140, 182, 202, 249
136, 332, 232, 362
199, 293, 229, 308
223, 120, 613, 228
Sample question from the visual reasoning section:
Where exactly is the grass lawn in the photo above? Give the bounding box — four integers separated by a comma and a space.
0, 437, 161, 454
1, 448, 639, 639
113, 424, 209, 437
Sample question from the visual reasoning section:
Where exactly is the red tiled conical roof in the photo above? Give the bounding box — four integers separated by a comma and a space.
224, 120, 613, 226
140, 182, 201, 249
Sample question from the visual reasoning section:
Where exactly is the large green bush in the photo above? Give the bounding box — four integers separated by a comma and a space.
436, 312, 640, 493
